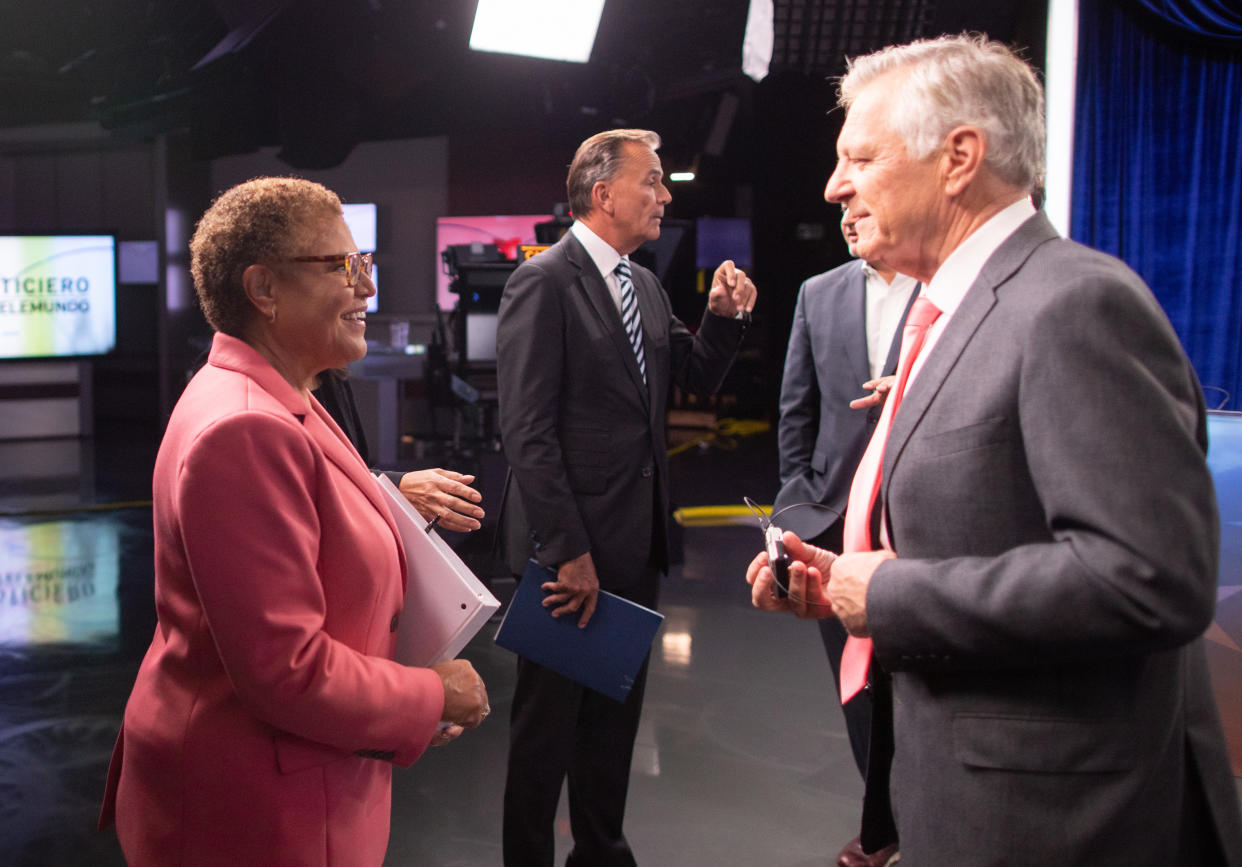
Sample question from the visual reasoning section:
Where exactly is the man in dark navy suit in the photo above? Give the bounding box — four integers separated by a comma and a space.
773, 207, 916, 867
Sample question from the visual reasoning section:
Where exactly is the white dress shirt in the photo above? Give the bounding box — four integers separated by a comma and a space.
570, 221, 626, 314
863, 264, 920, 381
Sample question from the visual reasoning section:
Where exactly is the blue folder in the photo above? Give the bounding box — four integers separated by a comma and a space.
494, 560, 665, 702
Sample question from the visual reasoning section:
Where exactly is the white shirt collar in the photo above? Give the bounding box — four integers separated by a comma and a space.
862, 265, 920, 380
570, 220, 623, 279
923, 197, 1038, 317
861, 260, 919, 295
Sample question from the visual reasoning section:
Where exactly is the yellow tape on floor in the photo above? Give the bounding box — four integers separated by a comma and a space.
672, 504, 769, 527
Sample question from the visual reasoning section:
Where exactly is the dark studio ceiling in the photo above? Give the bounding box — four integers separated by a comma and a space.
0, 0, 1045, 169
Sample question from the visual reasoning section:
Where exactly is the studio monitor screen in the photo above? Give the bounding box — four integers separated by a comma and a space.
0, 235, 117, 360
342, 204, 379, 313
435, 216, 551, 312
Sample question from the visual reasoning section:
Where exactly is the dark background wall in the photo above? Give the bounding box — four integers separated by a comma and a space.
0, 0, 1048, 428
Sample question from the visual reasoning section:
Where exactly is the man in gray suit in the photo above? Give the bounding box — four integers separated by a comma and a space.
749, 35, 1242, 864
497, 128, 755, 866
774, 207, 916, 867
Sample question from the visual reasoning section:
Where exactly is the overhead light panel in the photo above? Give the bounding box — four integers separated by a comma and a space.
470, 0, 605, 63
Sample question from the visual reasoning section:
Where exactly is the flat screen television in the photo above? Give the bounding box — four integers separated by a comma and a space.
342, 204, 379, 313
0, 234, 117, 360
696, 217, 752, 270
435, 215, 552, 312
342, 203, 377, 253
1207, 411, 1242, 589
1203, 412, 1242, 768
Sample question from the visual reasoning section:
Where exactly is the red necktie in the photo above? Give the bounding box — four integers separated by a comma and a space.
838, 296, 942, 703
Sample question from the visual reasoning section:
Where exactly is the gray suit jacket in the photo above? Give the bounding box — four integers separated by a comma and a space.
773, 261, 915, 539
496, 231, 744, 590
867, 212, 1242, 864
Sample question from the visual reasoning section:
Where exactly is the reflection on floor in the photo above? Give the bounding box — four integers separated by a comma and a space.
1, 422, 1240, 865
0, 425, 159, 867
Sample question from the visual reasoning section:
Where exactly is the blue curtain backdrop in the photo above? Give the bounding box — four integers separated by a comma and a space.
1073, 0, 1242, 406
1134, 0, 1242, 46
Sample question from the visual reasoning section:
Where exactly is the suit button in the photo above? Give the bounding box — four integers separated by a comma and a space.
641, 465, 653, 478
390, 613, 400, 633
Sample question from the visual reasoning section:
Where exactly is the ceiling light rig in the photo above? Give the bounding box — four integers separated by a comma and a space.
469, 0, 606, 64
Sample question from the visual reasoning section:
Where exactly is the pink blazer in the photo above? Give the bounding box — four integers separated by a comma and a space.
99, 333, 445, 866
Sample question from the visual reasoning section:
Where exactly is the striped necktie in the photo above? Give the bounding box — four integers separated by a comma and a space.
615, 258, 647, 385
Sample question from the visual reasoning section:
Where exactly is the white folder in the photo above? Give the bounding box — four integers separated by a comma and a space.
375, 473, 500, 666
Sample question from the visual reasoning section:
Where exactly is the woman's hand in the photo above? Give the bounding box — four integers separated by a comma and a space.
431, 659, 490, 734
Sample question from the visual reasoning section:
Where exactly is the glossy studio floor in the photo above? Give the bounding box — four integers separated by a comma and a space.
3, 416, 1241, 866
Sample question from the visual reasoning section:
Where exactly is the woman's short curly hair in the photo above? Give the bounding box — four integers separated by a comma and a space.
190, 177, 343, 336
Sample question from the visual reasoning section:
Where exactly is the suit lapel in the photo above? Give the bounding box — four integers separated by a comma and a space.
841, 264, 871, 386
881, 214, 1060, 492
564, 235, 652, 409
307, 396, 407, 591
209, 333, 406, 588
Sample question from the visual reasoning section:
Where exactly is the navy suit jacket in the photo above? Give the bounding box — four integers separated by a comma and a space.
773, 260, 915, 539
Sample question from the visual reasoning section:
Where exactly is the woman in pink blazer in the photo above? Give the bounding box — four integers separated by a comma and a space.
99, 177, 489, 866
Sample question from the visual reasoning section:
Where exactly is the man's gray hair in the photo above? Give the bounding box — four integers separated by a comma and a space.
839, 34, 1045, 192
566, 129, 662, 218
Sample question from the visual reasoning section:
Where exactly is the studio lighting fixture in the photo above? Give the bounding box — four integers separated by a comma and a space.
470, 0, 606, 64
